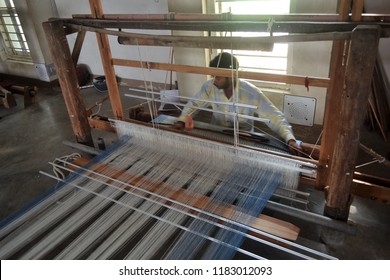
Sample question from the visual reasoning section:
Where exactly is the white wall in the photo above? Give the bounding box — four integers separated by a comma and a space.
288, 0, 390, 125
168, 0, 210, 97
55, 0, 174, 86
288, 0, 338, 125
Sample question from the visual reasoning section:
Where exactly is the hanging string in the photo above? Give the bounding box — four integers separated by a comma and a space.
163, 47, 174, 91
230, 46, 240, 148
355, 159, 383, 169
136, 41, 158, 129
90, 101, 102, 118
309, 129, 323, 159
52, 152, 81, 204
239, 118, 313, 158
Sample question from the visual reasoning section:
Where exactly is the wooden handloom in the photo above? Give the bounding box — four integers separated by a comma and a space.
1, 0, 388, 260
46, 1, 390, 206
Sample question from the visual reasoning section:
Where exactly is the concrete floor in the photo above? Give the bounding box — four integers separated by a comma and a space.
0, 83, 389, 259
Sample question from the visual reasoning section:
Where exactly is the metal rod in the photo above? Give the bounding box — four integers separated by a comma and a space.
125, 93, 271, 124
128, 87, 258, 109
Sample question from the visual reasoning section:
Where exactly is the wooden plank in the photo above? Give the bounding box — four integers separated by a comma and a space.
113, 58, 330, 88
89, 0, 124, 120
88, 117, 116, 132
324, 26, 381, 220
71, 157, 300, 240
352, 178, 390, 204
42, 20, 93, 146
354, 171, 390, 188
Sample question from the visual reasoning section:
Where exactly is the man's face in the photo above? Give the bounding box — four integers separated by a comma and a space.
213, 76, 232, 90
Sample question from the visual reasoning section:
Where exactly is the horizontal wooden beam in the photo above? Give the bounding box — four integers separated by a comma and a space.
113, 58, 330, 88
73, 13, 343, 22
88, 117, 116, 132
117, 31, 351, 48
118, 35, 273, 51
59, 18, 390, 36
72, 13, 390, 23
67, 22, 352, 47
352, 173, 390, 204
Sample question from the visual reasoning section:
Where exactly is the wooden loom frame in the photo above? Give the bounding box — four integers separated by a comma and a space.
42, 0, 390, 221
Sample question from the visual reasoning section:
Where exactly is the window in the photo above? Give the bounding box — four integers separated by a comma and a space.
0, 0, 31, 61
215, 0, 290, 76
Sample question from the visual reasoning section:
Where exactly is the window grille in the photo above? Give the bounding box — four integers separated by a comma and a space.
215, 0, 289, 76
0, 0, 31, 61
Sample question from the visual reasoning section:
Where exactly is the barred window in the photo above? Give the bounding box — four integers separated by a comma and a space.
215, 0, 290, 75
0, 0, 31, 61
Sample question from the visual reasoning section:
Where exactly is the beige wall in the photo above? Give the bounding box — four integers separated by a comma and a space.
287, 0, 338, 125
168, 0, 212, 97
54, 0, 173, 86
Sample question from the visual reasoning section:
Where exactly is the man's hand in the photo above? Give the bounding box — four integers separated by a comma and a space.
172, 115, 194, 130
288, 139, 303, 156
172, 121, 185, 130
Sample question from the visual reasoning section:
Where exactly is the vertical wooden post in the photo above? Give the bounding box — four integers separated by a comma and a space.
89, 0, 124, 120
317, 0, 352, 190
43, 20, 94, 146
351, 0, 364, 21
324, 25, 380, 219
72, 31, 86, 65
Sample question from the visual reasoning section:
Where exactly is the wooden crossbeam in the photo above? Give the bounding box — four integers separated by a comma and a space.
113, 58, 330, 88
60, 17, 390, 36
71, 12, 390, 23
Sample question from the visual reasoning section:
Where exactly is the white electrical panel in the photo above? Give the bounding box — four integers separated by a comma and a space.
283, 95, 316, 126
